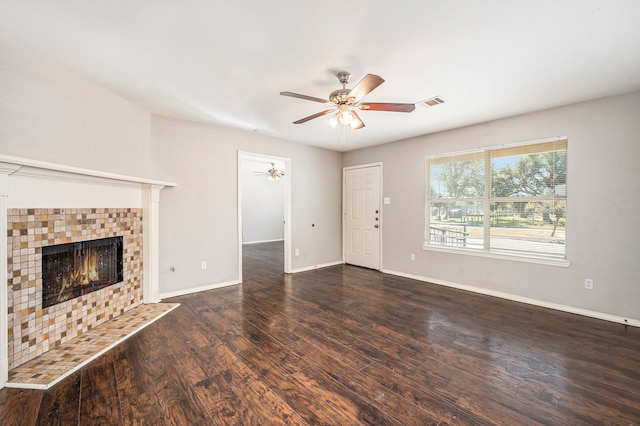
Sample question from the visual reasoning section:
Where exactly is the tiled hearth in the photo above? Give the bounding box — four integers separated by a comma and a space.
7, 302, 178, 389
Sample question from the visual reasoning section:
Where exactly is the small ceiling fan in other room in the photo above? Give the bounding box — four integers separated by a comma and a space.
280, 71, 416, 130
253, 163, 285, 181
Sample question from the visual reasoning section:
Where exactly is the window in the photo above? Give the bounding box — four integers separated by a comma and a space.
425, 138, 567, 261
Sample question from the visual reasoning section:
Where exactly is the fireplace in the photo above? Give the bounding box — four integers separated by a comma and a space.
7, 207, 144, 371
1, 156, 172, 382
42, 236, 124, 308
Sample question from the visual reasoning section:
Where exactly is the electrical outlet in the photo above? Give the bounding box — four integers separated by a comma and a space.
584, 278, 593, 289
201, 260, 207, 270
410, 253, 416, 261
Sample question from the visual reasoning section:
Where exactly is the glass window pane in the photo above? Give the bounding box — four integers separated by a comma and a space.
492, 147, 567, 198
430, 155, 484, 199
489, 201, 565, 258
428, 201, 484, 249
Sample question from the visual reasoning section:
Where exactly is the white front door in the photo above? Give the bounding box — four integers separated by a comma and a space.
344, 165, 381, 269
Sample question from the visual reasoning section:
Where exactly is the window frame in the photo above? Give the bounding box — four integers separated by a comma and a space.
423, 137, 569, 267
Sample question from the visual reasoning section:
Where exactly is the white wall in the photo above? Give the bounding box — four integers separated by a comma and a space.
242, 159, 284, 243
344, 91, 640, 322
0, 41, 152, 177
151, 115, 342, 295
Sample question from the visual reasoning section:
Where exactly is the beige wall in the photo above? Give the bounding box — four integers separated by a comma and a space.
0, 41, 152, 177
344, 91, 640, 321
151, 115, 343, 295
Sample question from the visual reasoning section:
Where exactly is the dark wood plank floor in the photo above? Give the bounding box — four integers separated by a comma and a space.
2, 241, 639, 425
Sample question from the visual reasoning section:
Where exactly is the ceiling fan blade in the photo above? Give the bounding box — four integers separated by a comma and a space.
358, 102, 416, 112
350, 110, 365, 130
293, 109, 335, 124
348, 74, 385, 102
280, 91, 332, 104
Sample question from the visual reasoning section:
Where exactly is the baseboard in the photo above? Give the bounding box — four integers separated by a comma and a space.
159, 280, 240, 300
242, 239, 284, 245
381, 269, 640, 328
290, 261, 344, 274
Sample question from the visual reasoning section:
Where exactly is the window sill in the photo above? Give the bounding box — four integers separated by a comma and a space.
421, 244, 571, 267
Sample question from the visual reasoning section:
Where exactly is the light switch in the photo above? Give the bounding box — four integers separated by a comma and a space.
383, 197, 391, 205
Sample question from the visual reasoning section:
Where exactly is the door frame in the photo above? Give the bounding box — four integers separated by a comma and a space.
237, 151, 292, 282
342, 162, 383, 270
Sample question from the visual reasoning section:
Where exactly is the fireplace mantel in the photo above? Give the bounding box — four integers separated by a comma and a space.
0, 154, 176, 187
0, 154, 176, 388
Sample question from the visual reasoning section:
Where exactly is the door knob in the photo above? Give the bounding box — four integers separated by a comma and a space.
375, 217, 379, 221
375, 210, 379, 214
374, 224, 379, 228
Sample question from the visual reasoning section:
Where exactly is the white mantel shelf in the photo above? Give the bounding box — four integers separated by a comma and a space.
0, 154, 176, 187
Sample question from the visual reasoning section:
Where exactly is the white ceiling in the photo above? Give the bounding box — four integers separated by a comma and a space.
1, 1, 640, 152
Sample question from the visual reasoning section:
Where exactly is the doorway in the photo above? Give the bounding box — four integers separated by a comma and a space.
343, 163, 382, 270
237, 152, 292, 282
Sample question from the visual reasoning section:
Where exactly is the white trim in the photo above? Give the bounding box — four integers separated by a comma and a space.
290, 261, 343, 274
0, 153, 176, 187
159, 280, 240, 300
421, 245, 571, 267
5, 304, 180, 390
237, 154, 243, 283
426, 136, 568, 160
381, 269, 640, 328
343, 162, 385, 171
243, 239, 285, 245
0, 167, 16, 389
142, 185, 164, 303
342, 162, 383, 270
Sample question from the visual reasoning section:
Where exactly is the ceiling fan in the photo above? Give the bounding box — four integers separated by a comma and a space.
254, 163, 285, 181
280, 71, 416, 130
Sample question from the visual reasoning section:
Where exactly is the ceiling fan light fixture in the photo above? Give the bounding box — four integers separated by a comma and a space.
337, 105, 353, 126
338, 111, 353, 125
327, 105, 358, 129
349, 115, 363, 130
265, 163, 284, 181
327, 115, 339, 129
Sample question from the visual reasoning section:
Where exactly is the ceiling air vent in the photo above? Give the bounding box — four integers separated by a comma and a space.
421, 96, 445, 107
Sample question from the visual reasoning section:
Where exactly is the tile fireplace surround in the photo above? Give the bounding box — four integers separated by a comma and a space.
7, 208, 143, 370
0, 155, 176, 388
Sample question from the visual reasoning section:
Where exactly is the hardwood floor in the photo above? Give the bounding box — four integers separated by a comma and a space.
1, 240, 639, 425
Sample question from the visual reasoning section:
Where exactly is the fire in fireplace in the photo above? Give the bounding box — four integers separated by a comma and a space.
42, 236, 124, 308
